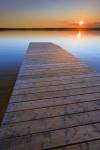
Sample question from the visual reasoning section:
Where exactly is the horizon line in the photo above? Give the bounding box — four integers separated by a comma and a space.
0, 27, 100, 31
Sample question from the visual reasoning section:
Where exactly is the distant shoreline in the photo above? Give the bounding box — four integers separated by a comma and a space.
0, 28, 100, 31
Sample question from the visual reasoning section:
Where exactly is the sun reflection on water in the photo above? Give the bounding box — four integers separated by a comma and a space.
77, 31, 82, 40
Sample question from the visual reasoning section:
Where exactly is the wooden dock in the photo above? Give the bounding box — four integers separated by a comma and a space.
0, 43, 100, 149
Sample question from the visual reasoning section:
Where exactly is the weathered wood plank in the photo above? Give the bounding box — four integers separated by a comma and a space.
12, 80, 100, 96
0, 123, 100, 149
18, 68, 92, 80
20, 62, 85, 70
19, 64, 89, 74
0, 139, 100, 150
14, 76, 100, 90
0, 110, 100, 139
6, 93, 100, 112
2, 100, 100, 124
10, 86, 100, 103
15, 72, 100, 85
18, 67, 91, 77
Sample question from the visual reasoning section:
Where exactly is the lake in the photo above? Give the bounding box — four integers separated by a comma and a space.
0, 30, 100, 122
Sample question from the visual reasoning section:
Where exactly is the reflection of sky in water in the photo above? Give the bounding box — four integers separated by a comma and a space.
0, 30, 100, 74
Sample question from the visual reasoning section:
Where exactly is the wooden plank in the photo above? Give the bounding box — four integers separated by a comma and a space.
6, 93, 100, 112
14, 76, 100, 90
0, 43, 100, 149
12, 80, 100, 96
15, 73, 100, 85
19, 65, 89, 74
0, 123, 100, 149
2, 100, 100, 124
0, 110, 100, 139
18, 67, 91, 76
10, 86, 100, 103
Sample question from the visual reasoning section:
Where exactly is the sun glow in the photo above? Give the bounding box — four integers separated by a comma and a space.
79, 20, 84, 26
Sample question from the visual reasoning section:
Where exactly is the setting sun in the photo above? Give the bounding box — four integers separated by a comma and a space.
79, 20, 84, 26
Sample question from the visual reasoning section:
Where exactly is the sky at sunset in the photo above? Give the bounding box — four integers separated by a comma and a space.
0, 0, 100, 28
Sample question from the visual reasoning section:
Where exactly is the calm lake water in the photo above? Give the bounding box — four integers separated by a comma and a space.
0, 30, 100, 122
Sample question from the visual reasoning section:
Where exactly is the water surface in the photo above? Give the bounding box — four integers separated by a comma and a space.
0, 30, 100, 122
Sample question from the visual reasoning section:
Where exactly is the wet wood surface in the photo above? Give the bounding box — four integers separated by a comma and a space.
0, 43, 100, 150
